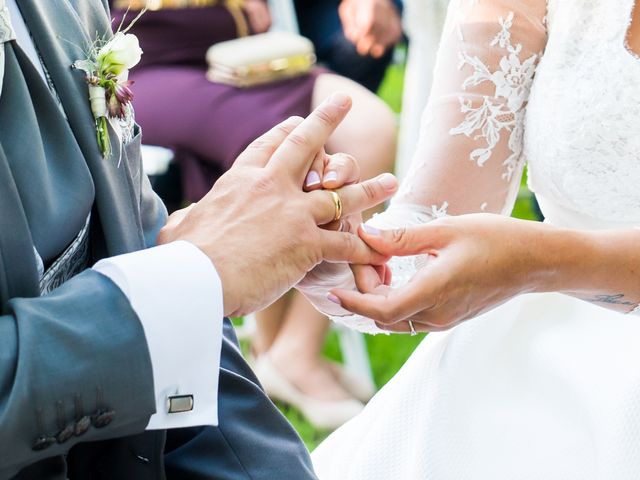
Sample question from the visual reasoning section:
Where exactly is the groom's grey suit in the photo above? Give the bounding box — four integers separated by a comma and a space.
0, 0, 316, 478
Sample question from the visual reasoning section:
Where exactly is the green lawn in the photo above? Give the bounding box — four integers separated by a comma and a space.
243, 52, 540, 451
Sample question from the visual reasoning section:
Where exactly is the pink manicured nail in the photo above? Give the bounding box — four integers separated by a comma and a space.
324, 171, 338, 182
305, 171, 321, 188
361, 224, 381, 236
377, 173, 397, 191
327, 293, 342, 305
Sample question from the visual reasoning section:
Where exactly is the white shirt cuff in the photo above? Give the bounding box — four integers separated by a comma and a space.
93, 241, 224, 430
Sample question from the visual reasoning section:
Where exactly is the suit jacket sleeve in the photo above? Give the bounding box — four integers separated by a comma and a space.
0, 269, 157, 477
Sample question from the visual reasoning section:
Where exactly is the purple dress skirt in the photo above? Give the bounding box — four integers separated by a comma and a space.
111, 5, 323, 202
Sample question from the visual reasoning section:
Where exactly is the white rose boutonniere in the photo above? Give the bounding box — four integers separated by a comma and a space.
73, 10, 145, 160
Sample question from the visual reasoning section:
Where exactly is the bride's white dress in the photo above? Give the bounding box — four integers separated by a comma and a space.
312, 0, 640, 478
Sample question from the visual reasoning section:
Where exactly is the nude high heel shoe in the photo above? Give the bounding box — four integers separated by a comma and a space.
254, 355, 365, 430
328, 362, 377, 404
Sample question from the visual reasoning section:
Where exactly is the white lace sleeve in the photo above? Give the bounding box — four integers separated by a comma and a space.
333, 0, 549, 333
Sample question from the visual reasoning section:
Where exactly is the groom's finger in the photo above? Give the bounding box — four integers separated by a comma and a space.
309, 173, 398, 225
269, 93, 352, 182
235, 116, 304, 168
319, 230, 389, 265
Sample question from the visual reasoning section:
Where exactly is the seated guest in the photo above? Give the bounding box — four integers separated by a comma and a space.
111, 0, 395, 204
294, 0, 403, 92
111, 0, 396, 430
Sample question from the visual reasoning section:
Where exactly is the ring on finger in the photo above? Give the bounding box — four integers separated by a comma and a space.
328, 190, 343, 222
408, 320, 417, 336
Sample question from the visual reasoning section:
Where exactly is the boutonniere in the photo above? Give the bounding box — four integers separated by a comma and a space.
73, 11, 145, 160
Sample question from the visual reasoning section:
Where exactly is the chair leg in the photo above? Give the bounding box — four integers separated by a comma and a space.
267, 0, 300, 33
336, 325, 375, 389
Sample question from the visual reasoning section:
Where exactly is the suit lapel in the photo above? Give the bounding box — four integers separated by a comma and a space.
15, 0, 145, 255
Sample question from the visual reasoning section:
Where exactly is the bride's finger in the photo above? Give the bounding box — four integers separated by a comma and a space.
382, 264, 393, 286
374, 318, 428, 334
352, 264, 384, 292
329, 282, 430, 325
322, 153, 360, 189
304, 149, 328, 191
375, 315, 455, 334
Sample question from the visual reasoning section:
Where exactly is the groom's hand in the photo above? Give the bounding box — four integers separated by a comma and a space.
158, 93, 398, 317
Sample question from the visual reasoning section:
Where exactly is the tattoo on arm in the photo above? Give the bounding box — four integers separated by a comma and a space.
587, 294, 636, 306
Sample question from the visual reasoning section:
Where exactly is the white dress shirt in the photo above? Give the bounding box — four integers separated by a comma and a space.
6, 0, 224, 430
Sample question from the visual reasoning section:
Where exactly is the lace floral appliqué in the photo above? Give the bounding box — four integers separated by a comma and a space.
450, 11, 539, 180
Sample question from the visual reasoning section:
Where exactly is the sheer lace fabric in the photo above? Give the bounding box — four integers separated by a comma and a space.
330, 0, 548, 332
396, 0, 547, 216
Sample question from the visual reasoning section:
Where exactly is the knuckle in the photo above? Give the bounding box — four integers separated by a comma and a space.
344, 154, 358, 171
286, 132, 310, 149
341, 231, 358, 253
246, 138, 271, 153
276, 121, 296, 136
314, 108, 336, 128
359, 181, 377, 202
379, 305, 399, 324
156, 226, 171, 244
391, 226, 408, 245
251, 170, 277, 193
332, 153, 358, 174
327, 154, 347, 170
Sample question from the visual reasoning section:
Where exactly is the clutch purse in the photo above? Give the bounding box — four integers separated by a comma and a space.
206, 31, 316, 88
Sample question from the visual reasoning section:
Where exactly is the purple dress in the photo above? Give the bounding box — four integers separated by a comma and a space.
112, 5, 323, 202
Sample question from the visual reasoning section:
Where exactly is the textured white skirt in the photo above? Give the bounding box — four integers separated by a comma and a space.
312, 291, 640, 479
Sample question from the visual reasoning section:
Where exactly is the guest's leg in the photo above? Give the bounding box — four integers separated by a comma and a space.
163, 319, 317, 480
252, 295, 289, 356
295, 0, 395, 92
266, 292, 351, 401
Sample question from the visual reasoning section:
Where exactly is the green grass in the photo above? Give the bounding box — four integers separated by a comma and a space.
241, 52, 540, 451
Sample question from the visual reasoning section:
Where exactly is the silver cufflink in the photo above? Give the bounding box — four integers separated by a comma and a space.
167, 395, 194, 414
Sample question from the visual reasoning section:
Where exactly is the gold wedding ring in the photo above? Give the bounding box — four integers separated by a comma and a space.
328, 190, 343, 222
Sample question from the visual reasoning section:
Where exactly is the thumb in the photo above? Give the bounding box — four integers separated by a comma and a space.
358, 223, 440, 257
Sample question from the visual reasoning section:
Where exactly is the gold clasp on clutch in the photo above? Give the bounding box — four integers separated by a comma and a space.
269, 58, 290, 72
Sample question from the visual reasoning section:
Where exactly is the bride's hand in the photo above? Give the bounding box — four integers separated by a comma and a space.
296, 152, 398, 316
329, 214, 554, 332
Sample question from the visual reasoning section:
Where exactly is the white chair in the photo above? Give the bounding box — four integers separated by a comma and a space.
267, 0, 300, 33
141, 144, 174, 177
395, 0, 448, 180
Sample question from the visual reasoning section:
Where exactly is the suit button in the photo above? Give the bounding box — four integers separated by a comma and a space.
32, 436, 56, 451
74, 415, 91, 436
56, 424, 75, 444
92, 410, 115, 428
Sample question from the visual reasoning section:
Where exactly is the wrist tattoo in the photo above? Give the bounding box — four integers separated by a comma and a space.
587, 293, 636, 306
